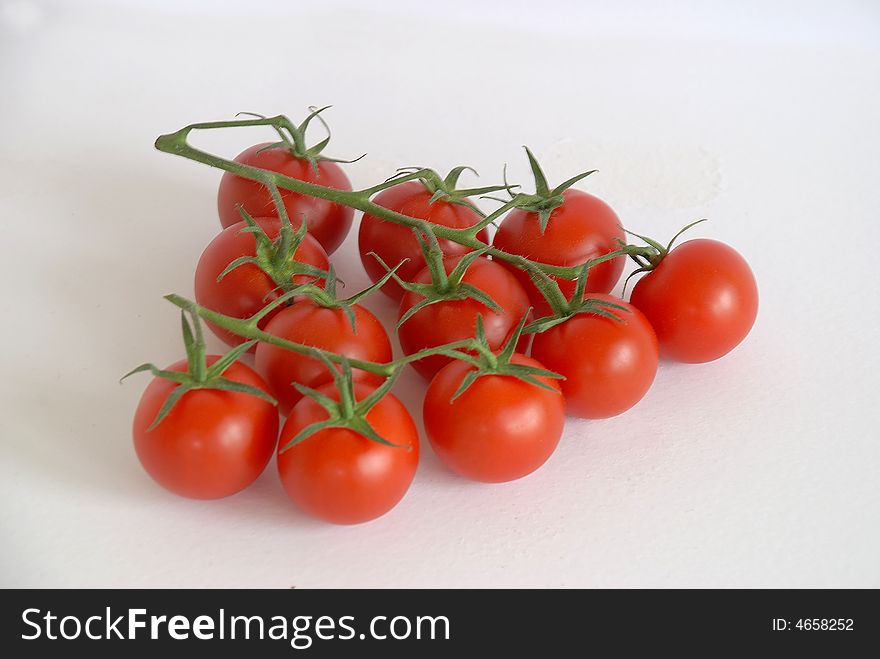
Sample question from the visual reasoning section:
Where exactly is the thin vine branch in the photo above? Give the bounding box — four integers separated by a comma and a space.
164, 293, 479, 378
154, 116, 610, 280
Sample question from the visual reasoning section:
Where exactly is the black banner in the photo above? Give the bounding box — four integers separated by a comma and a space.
0, 589, 875, 655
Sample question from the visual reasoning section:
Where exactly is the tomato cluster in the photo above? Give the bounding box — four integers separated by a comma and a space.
131, 111, 759, 525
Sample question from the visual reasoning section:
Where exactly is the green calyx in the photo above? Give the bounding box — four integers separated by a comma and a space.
279, 354, 406, 452
372, 227, 501, 328
256, 259, 406, 335
447, 313, 563, 402
524, 263, 631, 334
246, 107, 364, 172
219, 205, 328, 295
121, 311, 277, 430
507, 147, 598, 234
619, 218, 708, 294
391, 165, 518, 212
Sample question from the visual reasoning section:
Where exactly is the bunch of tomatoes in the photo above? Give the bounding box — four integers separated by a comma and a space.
130, 110, 759, 525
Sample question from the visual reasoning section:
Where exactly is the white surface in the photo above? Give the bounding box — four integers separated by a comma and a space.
2, 0, 879, 588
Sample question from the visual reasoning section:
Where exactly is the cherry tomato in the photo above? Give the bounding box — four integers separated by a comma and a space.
493, 189, 625, 315
629, 239, 758, 363
132, 358, 279, 499
255, 302, 392, 415
194, 217, 329, 347
398, 256, 531, 379
530, 295, 658, 419
217, 143, 353, 253
358, 182, 490, 300
277, 382, 419, 524
423, 354, 565, 482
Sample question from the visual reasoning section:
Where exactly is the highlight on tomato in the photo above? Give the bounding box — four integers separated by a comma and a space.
216, 108, 355, 253
276, 362, 418, 525
493, 148, 625, 315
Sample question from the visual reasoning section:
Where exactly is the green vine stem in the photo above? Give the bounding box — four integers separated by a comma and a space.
154, 115, 609, 280
164, 293, 481, 379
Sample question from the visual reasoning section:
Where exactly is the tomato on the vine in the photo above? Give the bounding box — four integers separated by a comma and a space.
423, 354, 565, 482
132, 358, 278, 499
398, 255, 531, 379
194, 217, 329, 347
494, 189, 625, 315
629, 238, 758, 363
358, 181, 490, 300
255, 303, 392, 415
277, 382, 419, 524
530, 295, 658, 419
217, 143, 353, 253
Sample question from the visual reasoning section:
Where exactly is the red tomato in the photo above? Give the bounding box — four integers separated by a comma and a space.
217, 143, 353, 253
493, 189, 625, 315
423, 354, 565, 482
277, 382, 419, 524
530, 295, 658, 419
629, 239, 758, 363
398, 256, 531, 379
194, 217, 329, 347
358, 182, 490, 300
255, 303, 392, 416
132, 358, 279, 499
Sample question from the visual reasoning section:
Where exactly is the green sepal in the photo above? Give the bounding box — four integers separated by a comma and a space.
619, 219, 709, 295
525, 294, 631, 335
206, 340, 259, 376
148, 383, 194, 431
278, 352, 406, 453
242, 250, 407, 338
120, 363, 190, 386
209, 377, 277, 406
446, 313, 564, 403
372, 227, 499, 328
122, 311, 277, 431
217, 255, 259, 282
398, 164, 518, 211
216, 203, 329, 298
507, 147, 598, 234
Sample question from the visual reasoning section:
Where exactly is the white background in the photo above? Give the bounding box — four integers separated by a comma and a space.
1, 0, 879, 588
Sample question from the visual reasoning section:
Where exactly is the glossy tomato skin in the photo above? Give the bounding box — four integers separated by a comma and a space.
358, 182, 491, 300
629, 239, 758, 363
217, 143, 353, 253
255, 302, 392, 416
493, 189, 626, 315
277, 382, 419, 524
132, 358, 279, 499
531, 295, 658, 419
194, 217, 329, 347
423, 354, 565, 483
398, 256, 531, 380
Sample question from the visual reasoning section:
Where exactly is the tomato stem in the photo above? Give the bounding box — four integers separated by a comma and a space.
122, 310, 276, 429
154, 116, 595, 280
618, 219, 709, 295
163, 293, 483, 379
181, 310, 208, 382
